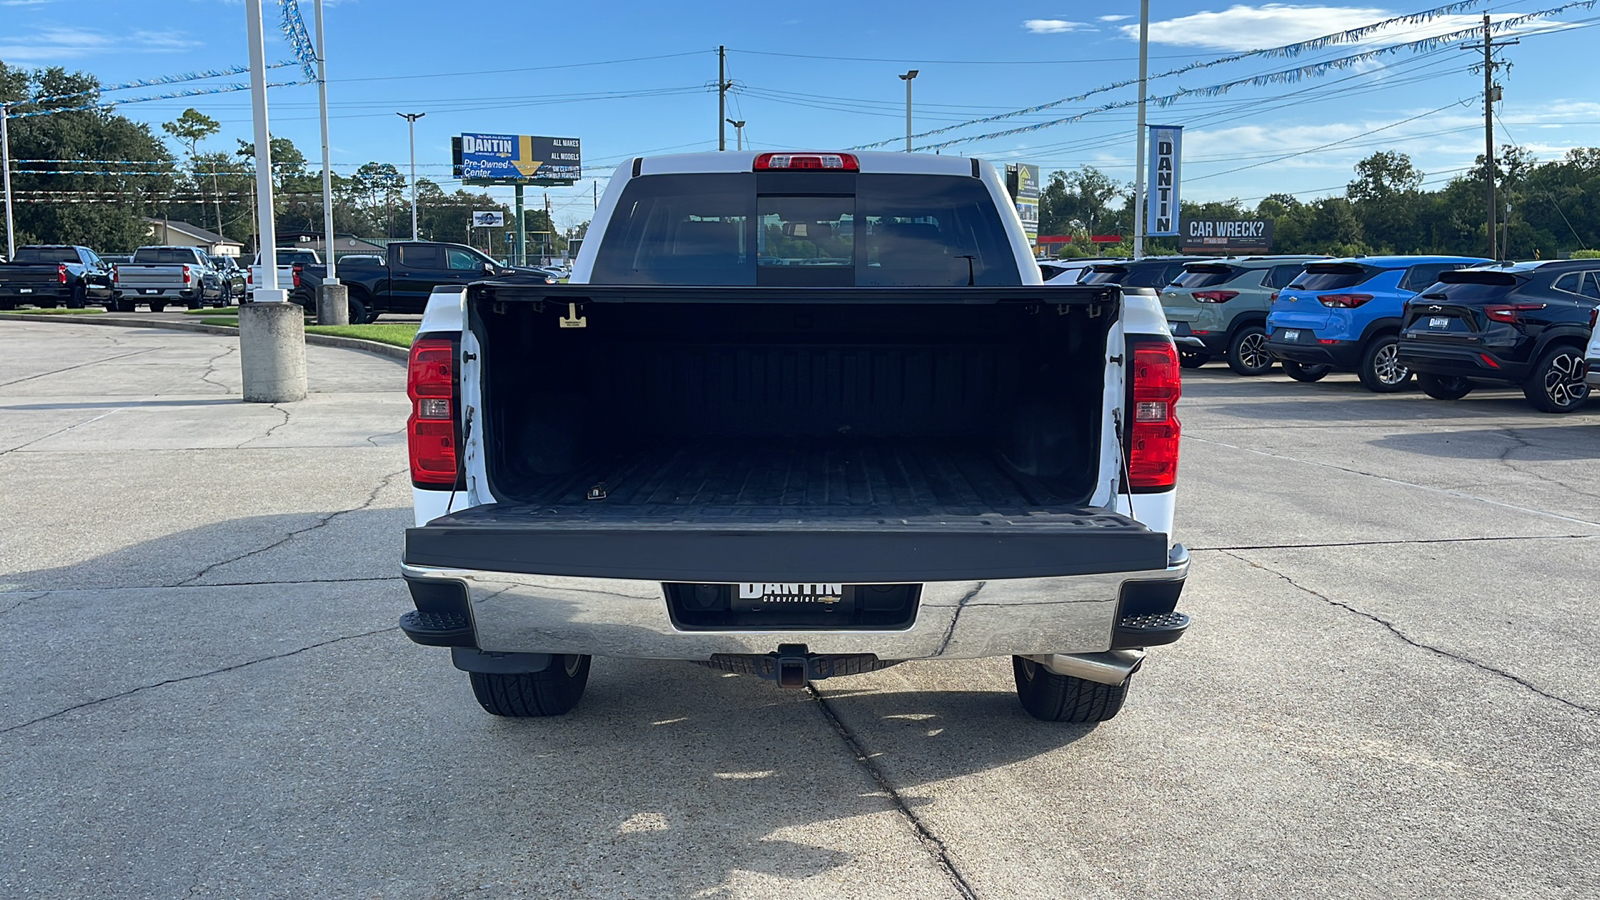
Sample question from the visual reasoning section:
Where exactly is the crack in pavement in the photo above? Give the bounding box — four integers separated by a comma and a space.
1219, 548, 1600, 717
1190, 533, 1600, 552
198, 345, 237, 394
173, 468, 407, 587
0, 626, 398, 737
933, 582, 986, 656
365, 426, 406, 447
0, 410, 118, 456
237, 402, 292, 449
806, 686, 981, 900
1495, 427, 1600, 503
1187, 436, 1600, 531
0, 591, 48, 618
0, 348, 160, 389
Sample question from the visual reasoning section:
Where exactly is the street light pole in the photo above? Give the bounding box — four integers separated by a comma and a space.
397, 112, 424, 241
1132, 0, 1150, 260
899, 70, 919, 152
1, 103, 14, 260
313, 0, 337, 283
725, 119, 745, 151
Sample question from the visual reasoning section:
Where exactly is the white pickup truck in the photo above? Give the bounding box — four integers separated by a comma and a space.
246, 248, 322, 300
397, 151, 1190, 723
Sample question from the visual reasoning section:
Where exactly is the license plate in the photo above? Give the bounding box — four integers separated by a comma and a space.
1429, 317, 1450, 329
1282, 329, 1300, 342
736, 582, 843, 609
19, 288, 31, 294
143, 289, 159, 295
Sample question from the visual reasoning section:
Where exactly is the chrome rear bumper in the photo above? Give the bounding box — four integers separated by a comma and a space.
401, 544, 1189, 661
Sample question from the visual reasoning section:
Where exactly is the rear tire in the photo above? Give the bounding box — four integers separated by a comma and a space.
1281, 360, 1330, 383
186, 298, 203, 310
1012, 656, 1129, 723
346, 293, 368, 325
1418, 373, 1474, 401
1357, 334, 1412, 392
468, 654, 591, 717
67, 285, 88, 309
1226, 325, 1273, 376
1522, 344, 1590, 413
1178, 350, 1211, 369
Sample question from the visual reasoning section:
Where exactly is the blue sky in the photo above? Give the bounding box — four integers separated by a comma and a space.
3, 0, 1597, 234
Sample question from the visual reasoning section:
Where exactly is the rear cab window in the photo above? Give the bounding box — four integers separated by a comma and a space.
133, 248, 201, 264
1172, 265, 1240, 289
591, 172, 1021, 287
1291, 264, 1379, 292
12, 247, 79, 264
1425, 269, 1519, 302
1264, 264, 1306, 290
1401, 263, 1470, 292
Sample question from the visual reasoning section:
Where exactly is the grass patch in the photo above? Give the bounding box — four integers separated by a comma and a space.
196, 318, 418, 349
306, 323, 418, 348
1, 307, 107, 315
184, 306, 238, 316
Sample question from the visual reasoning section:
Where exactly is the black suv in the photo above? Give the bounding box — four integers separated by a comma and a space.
1078, 257, 1205, 291
1398, 260, 1599, 413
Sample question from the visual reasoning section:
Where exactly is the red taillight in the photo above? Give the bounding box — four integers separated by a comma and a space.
1484, 303, 1545, 324
182, 265, 192, 285
1318, 293, 1372, 308
1589, 306, 1598, 330
753, 152, 859, 171
57, 263, 68, 284
247, 268, 254, 285
292, 264, 303, 289
1479, 353, 1500, 369
1128, 340, 1181, 491
1192, 290, 1238, 303
407, 337, 458, 485
1269, 292, 1279, 303
111, 265, 119, 284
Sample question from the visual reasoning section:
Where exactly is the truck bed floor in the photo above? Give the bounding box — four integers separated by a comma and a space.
496, 438, 1099, 525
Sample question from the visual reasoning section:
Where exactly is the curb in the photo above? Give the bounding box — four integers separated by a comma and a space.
0, 313, 410, 362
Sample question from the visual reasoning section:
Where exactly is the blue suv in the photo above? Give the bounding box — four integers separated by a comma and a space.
1265, 255, 1490, 392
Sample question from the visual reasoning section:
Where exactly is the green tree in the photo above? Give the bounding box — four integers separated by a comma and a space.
0, 62, 176, 251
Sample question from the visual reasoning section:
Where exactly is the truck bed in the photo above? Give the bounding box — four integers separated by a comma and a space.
490, 437, 1090, 525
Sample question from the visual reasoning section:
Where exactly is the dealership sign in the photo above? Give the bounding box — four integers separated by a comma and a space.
472, 210, 506, 227
1006, 163, 1040, 245
1145, 125, 1182, 237
453, 134, 582, 185
1180, 219, 1274, 253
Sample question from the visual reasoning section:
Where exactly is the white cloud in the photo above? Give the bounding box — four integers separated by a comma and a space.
1098, 14, 1132, 22
1024, 19, 1095, 34
1119, 4, 1573, 52
0, 26, 196, 61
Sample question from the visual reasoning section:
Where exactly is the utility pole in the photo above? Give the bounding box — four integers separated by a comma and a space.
397, 112, 424, 241
899, 70, 919, 152
313, 0, 337, 283
1132, 0, 1150, 260
1, 102, 14, 260
718, 46, 729, 151
726, 119, 745, 151
593, 179, 598, 212
1465, 14, 1514, 260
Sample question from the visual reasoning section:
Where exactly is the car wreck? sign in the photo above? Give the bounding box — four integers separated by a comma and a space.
1180, 218, 1275, 254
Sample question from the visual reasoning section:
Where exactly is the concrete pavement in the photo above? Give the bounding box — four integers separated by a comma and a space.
1, 321, 1597, 898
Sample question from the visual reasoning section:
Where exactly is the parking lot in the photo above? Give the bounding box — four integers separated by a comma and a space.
2, 319, 1597, 899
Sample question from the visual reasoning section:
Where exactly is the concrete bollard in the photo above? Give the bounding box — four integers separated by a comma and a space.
316, 282, 349, 326
238, 300, 307, 403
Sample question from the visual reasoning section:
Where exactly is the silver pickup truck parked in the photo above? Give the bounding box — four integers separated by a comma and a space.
110, 246, 227, 311
398, 151, 1191, 723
